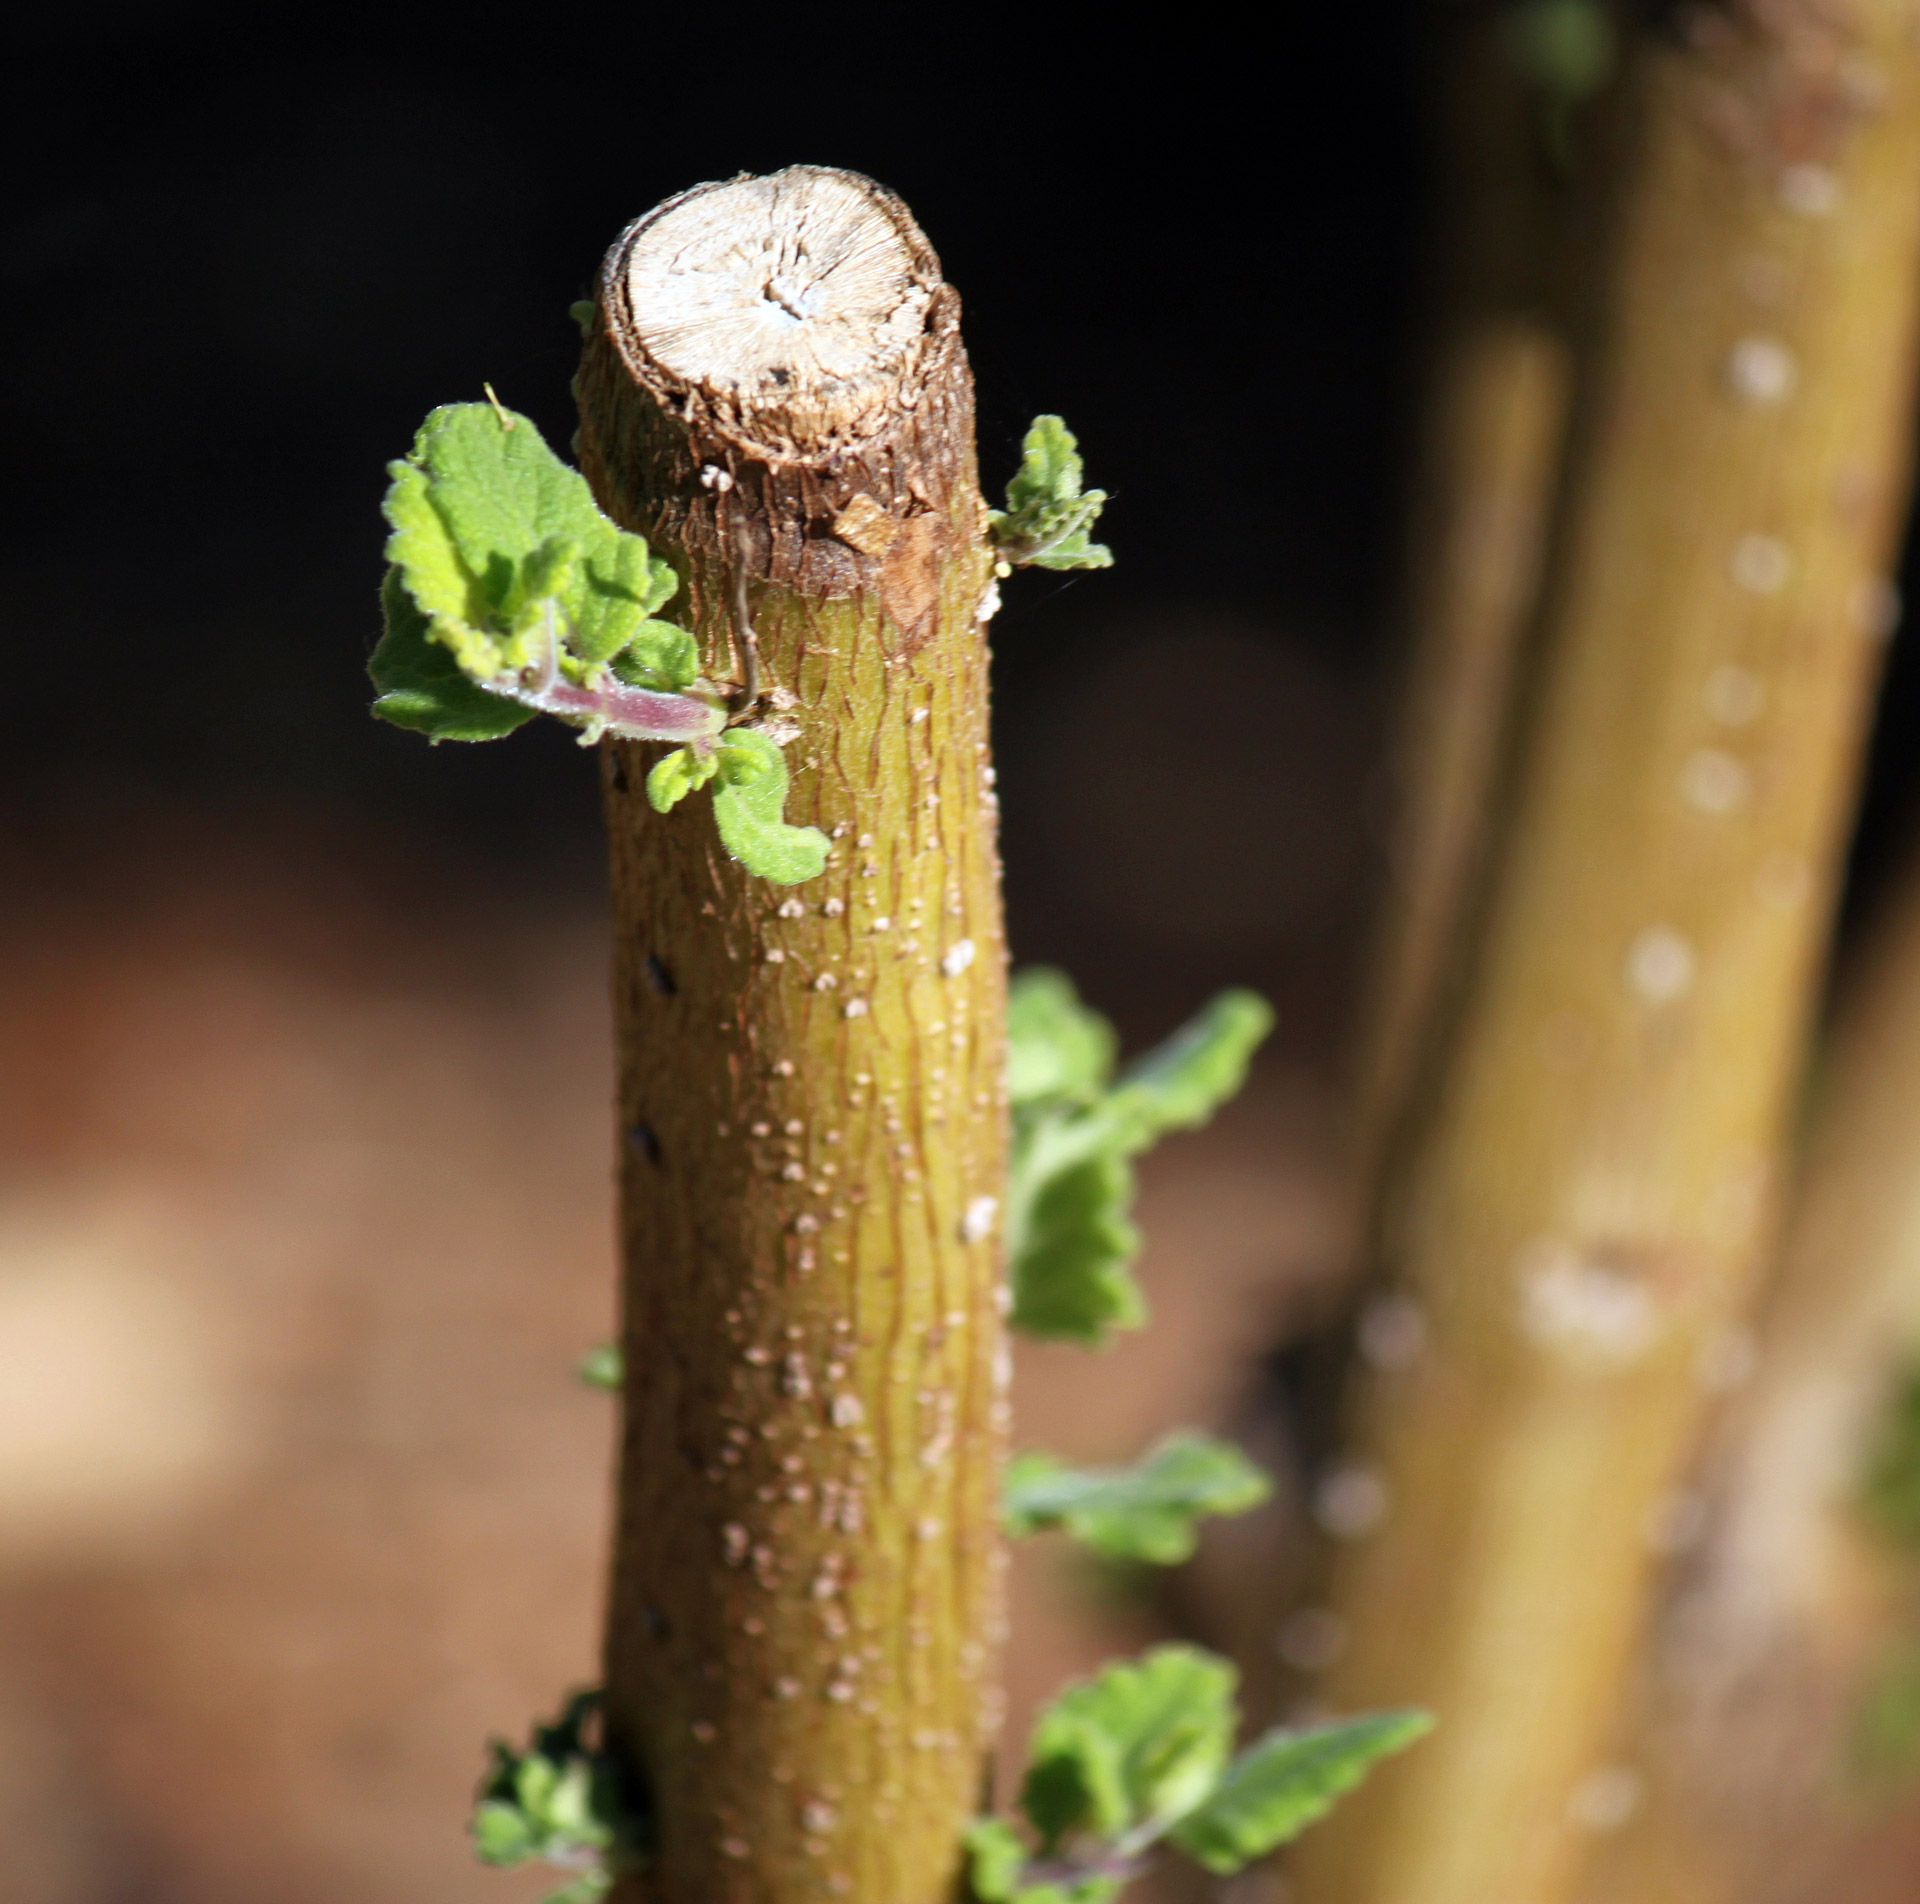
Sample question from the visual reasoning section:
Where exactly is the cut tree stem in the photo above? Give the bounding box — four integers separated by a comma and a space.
573, 167, 1007, 1904
1291, 5, 1920, 1900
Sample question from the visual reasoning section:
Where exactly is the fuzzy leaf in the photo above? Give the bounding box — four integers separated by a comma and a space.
1007, 983, 1273, 1345
1021, 1647, 1237, 1853
1100, 990, 1276, 1152
1004, 1432, 1272, 1564
989, 415, 1113, 571
1008, 968, 1118, 1107
370, 570, 535, 741
377, 401, 722, 746
711, 730, 830, 885
1169, 1710, 1433, 1875
385, 401, 676, 669
473, 1798, 537, 1866
966, 1818, 1031, 1901
609, 620, 701, 692
964, 1815, 1124, 1904
472, 1690, 622, 1884
646, 747, 721, 814
1010, 1151, 1143, 1343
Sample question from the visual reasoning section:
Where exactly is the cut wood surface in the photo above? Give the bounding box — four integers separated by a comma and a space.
575, 167, 1007, 1904
1291, 4, 1920, 1900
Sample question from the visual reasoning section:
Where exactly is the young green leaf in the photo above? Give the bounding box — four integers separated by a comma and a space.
966, 1818, 1033, 1901
989, 415, 1114, 571
1004, 1432, 1273, 1564
370, 570, 537, 741
608, 620, 701, 692
646, 746, 721, 814
541, 1877, 612, 1904
1851, 1639, 1920, 1784
1168, 1709, 1434, 1875
471, 1689, 634, 1899
1098, 990, 1277, 1153
964, 1817, 1126, 1904
386, 401, 676, 667
1021, 1647, 1237, 1853
711, 729, 830, 885
1009, 967, 1119, 1106
376, 401, 724, 747
1007, 981, 1274, 1345
1011, 1151, 1145, 1342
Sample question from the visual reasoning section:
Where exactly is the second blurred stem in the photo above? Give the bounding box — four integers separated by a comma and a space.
1351, 0, 1577, 1183
1293, 5, 1920, 1902
1573, 837, 1920, 1904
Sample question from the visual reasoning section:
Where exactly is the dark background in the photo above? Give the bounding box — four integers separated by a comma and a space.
7, 10, 1920, 1034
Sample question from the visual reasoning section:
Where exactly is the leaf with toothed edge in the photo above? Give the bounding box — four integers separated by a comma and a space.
1007, 966, 1118, 1106
609, 620, 702, 692
375, 400, 722, 745
966, 1646, 1429, 1899
1006, 975, 1274, 1345
989, 416, 1113, 571
1003, 1432, 1272, 1564
370, 570, 537, 741
1022, 1647, 1236, 1851
372, 400, 831, 880
1169, 1709, 1434, 1873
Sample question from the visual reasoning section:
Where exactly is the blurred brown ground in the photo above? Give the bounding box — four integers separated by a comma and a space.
0, 775, 1347, 1904
11, 615, 1920, 1903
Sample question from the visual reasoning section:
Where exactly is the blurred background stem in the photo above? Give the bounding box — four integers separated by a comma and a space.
1291, 4, 1920, 1900
1573, 843, 1920, 1903
1350, 0, 1583, 1186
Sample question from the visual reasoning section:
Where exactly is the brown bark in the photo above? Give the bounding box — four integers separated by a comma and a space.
574, 166, 1007, 1904
1290, 4, 1920, 1899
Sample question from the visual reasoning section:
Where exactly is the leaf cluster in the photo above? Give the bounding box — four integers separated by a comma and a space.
968, 1647, 1430, 1901
1004, 1432, 1272, 1564
374, 401, 687, 737
988, 416, 1114, 571
647, 725, 827, 885
471, 1692, 635, 1904
371, 401, 826, 884
1006, 971, 1275, 1344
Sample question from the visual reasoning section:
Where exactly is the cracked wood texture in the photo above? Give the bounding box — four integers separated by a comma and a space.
1291, 5, 1920, 1902
574, 168, 1006, 1904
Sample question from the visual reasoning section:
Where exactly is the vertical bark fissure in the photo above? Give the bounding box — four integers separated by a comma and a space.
574, 168, 1006, 1904
1292, 6, 1920, 1901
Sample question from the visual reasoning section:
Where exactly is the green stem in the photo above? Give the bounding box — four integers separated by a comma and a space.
575, 167, 1008, 1902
